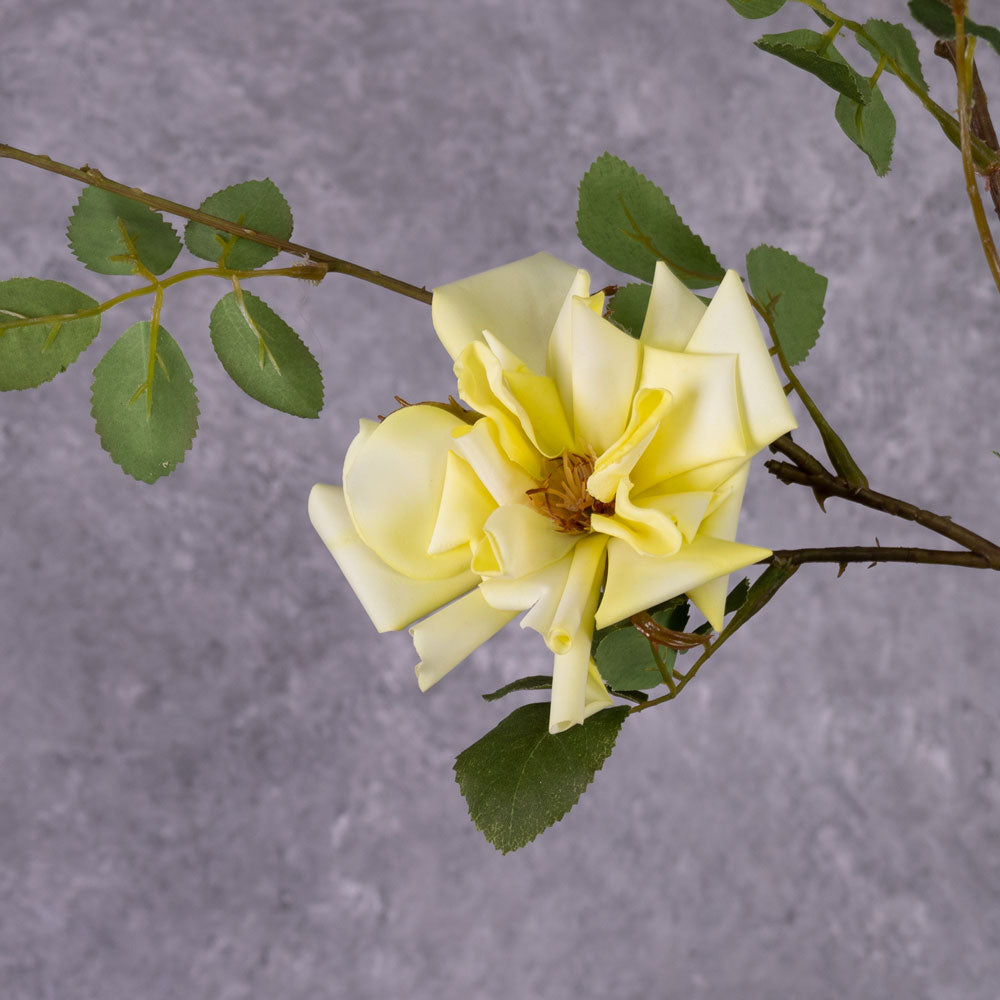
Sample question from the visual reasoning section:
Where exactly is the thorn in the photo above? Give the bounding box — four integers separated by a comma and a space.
837, 562, 848, 578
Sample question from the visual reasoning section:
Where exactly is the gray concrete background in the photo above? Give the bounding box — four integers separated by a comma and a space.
2, 0, 999, 997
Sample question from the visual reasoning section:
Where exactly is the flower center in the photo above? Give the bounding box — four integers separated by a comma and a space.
525, 449, 615, 533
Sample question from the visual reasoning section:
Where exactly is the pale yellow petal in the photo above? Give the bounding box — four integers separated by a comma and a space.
427, 450, 497, 555
582, 661, 615, 721
308, 484, 477, 633
472, 504, 576, 579
546, 269, 595, 422
631, 349, 747, 489
644, 456, 747, 498
595, 535, 771, 631
343, 404, 473, 580
684, 269, 797, 452
501, 367, 575, 457
450, 419, 536, 506
477, 552, 574, 637
567, 298, 641, 454
587, 388, 672, 503
548, 534, 608, 654
549, 552, 604, 733
432, 252, 583, 373
590, 476, 684, 557
640, 259, 707, 351
685, 462, 752, 628
411, 589, 518, 691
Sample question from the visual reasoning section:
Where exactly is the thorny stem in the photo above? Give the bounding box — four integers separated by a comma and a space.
0, 142, 434, 305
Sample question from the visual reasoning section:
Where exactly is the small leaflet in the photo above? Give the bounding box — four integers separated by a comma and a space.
755, 29, 873, 105
835, 85, 896, 177
724, 0, 787, 18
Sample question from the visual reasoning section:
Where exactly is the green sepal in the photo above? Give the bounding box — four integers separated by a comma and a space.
754, 29, 873, 104
454, 703, 629, 853
481, 676, 553, 702
594, 603, 689, 690
209, 290, 323, 418
835, 85, 896, 177
90, 321, 199, 483
606, 282, 651, 337
856, 19, 928, 91
907, 0, 1000, 55
724, 577, 752, 617
184, 179, 293, 269
0, 278, 100, 389
746, 244, 828, 366
67, 187, 182, 276
577, 153, 724, 288
715, 560, 799, 644
724, 0, 786, 18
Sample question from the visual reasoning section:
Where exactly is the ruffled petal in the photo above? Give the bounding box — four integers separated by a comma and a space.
566, 298, 641, 454
548, 534, 608, 654
684, 270, 797, 451
472, 504, 577, 580
411, 589, 518, 691
640, 260, 707, 351
590, 476, 684, 557
427, 450, 497, 555
631, 349, 747, 489
343, 404, 474, 580
449, 419, 536, 506
432, 252, 583, 374
546, 270, 597, 420
308, 485, 477, 632
587, 388, 672, 503
596, 535, 771, 631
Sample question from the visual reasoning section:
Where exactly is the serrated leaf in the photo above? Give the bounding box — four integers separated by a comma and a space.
184, 179, 293, 269
482, 675, 553, 702
755, 29, 873, 104
746, 245, 828, 366
606, 283, 651, 337
67, 187, 181, 276
835, 85, 896, 176
908, 0, 1000, 54
857, 19, 928, 91
0, 278, 100, 389
595, 604, 689, 690
724, 0, 786, 18
91, 321, 198, 482
577, 153, 724, 288
454, 703, 628, 853
209, 290, 323, 418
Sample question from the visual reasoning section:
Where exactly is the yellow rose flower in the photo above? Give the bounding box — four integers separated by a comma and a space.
309, 252, 796, 733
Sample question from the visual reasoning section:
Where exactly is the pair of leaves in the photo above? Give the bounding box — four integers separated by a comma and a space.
67, 179, 293, 275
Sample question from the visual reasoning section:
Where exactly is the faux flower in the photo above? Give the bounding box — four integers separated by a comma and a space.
309, 253, 796, 733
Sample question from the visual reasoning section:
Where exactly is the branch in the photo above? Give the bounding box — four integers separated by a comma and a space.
0, 143, 433, 305
766, 546, 995, 570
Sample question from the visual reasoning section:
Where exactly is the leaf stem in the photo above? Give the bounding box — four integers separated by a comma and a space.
0, 142, 433, 305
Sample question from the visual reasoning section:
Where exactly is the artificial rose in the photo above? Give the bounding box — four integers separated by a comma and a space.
309, 252, 796, 733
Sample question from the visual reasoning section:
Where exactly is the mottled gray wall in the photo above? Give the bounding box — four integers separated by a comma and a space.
2, 0, 999, 997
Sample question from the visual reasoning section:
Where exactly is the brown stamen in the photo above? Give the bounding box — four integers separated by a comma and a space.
526, 449, 614, 533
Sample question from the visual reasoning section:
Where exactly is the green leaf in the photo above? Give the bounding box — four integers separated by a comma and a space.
482, 675, 553, 702
834, 84, 896, 176
724, 0, 786, 18
0, 278, 100, 389
716, 559, 799, 644
577, 153, 725, 288
454, 703, 629, 853
91, 321, 199, 482
606, 282, 651, 337
746, 244, 828, 366
755, 29, 873, 104
857, 19, 928, 91
724, 577, 751, 616
209, 290, 323, 418
595, 603, 689, 690
184, 179, 293, 269
908, 0, 1000, 54
67, 187, 182, 276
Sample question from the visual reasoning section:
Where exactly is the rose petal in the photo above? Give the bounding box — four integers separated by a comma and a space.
640, 260, 707, 351
548, 534, 608, 654
450, 419, 536, 506
411, 589, 518, 691
427, 450, 497, 556
432, 252, 583, 374
590, 476, 685, 557
596, 535, 771, 631
684, 269, 797, 451
343, 404, 474, 580
308, 484, 477, 632
473, 504, 577, 580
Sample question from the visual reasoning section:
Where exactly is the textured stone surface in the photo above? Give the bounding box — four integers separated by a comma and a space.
2, 1, 999, 997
